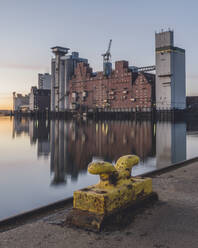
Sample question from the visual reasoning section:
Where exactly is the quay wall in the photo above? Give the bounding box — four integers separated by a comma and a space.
12, 109, 198, 121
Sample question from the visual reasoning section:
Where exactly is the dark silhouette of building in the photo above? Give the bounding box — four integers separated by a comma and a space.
186, 96, 198, 109
29, 87, 51, 111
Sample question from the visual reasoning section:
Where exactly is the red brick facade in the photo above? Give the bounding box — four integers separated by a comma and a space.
69, 60, 155, 111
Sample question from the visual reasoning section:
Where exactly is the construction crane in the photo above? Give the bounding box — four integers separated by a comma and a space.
102, 40, 112, 76
102, 39, 112, 63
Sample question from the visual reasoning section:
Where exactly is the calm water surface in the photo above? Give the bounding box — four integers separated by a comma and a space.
0, 116, 198, 220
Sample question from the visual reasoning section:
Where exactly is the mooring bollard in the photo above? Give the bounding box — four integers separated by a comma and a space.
67, 155, 157, 231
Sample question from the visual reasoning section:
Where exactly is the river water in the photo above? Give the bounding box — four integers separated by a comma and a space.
0, 116, 198, 220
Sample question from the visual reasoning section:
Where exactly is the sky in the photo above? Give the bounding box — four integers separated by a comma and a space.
0, 0, 198, 109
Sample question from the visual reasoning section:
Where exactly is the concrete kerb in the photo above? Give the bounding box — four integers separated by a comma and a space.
140, 156, 198, 177
0, 197, 73, 232
0, 156, 198, 232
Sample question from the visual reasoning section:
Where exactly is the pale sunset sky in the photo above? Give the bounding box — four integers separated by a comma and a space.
0, 0, 198, 109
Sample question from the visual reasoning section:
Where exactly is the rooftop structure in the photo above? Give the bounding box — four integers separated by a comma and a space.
51, 46, 70, 55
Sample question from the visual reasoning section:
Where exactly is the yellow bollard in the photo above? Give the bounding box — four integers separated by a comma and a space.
67, 155, 157, 231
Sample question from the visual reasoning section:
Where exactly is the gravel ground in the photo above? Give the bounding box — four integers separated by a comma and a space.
0, 161, 198, 248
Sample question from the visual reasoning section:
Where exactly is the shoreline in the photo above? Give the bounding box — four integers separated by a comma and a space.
1, 156, 198, 247
1, 155, 198, 233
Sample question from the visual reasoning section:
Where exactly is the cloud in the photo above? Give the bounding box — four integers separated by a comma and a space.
0, 63, 49, 71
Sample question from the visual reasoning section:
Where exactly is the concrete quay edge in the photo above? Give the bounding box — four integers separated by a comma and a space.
0, 197, 73, 232
141, 156, 198, 177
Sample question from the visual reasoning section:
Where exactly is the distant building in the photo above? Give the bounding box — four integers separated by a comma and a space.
50, 47, 155, 111
50, 48, 88, 112
0, 110, 11, 115
155, 30, 186, 110
38, 73, 51, 90
13, 92, 29, 112
49, 30, 186, 112
69, 60, 155, 111
29, 87, 50, 111
186, 96, 198, 109
29, 87, 36, 110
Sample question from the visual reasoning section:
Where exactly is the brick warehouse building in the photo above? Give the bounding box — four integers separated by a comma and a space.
69, 60, 155, 111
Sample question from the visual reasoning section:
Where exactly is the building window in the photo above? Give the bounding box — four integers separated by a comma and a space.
82, 91, 87, 97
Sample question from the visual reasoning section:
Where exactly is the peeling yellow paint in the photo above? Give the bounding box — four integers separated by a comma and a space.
115, 154, 139, 179
73, 155, 152, 215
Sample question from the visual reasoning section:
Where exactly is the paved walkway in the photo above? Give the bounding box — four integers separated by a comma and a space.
1, 161, 198, 248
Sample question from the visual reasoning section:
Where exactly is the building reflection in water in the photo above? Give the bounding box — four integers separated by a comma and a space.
156, 122, 186, 168
50, 120, 68, 185
50, 120, 155, 184
12, 117, 50, 158
29, 119, 50, 158
12, 117, 29, 138
12, 117, 189, 186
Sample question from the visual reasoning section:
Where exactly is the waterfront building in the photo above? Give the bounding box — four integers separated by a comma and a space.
186, 96, 198, 109
155, 30, 186, 110
49, 30, 187, 112
38, 73, 51, 90
13, 92, 29, 112
29, 87, 50, 111
51, 47, 88, 112
69, 60, 155, 111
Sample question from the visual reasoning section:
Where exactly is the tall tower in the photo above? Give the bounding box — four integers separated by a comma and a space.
51, 46, 70, 112
51, 48, 88, 112
155, 30, 186, 110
